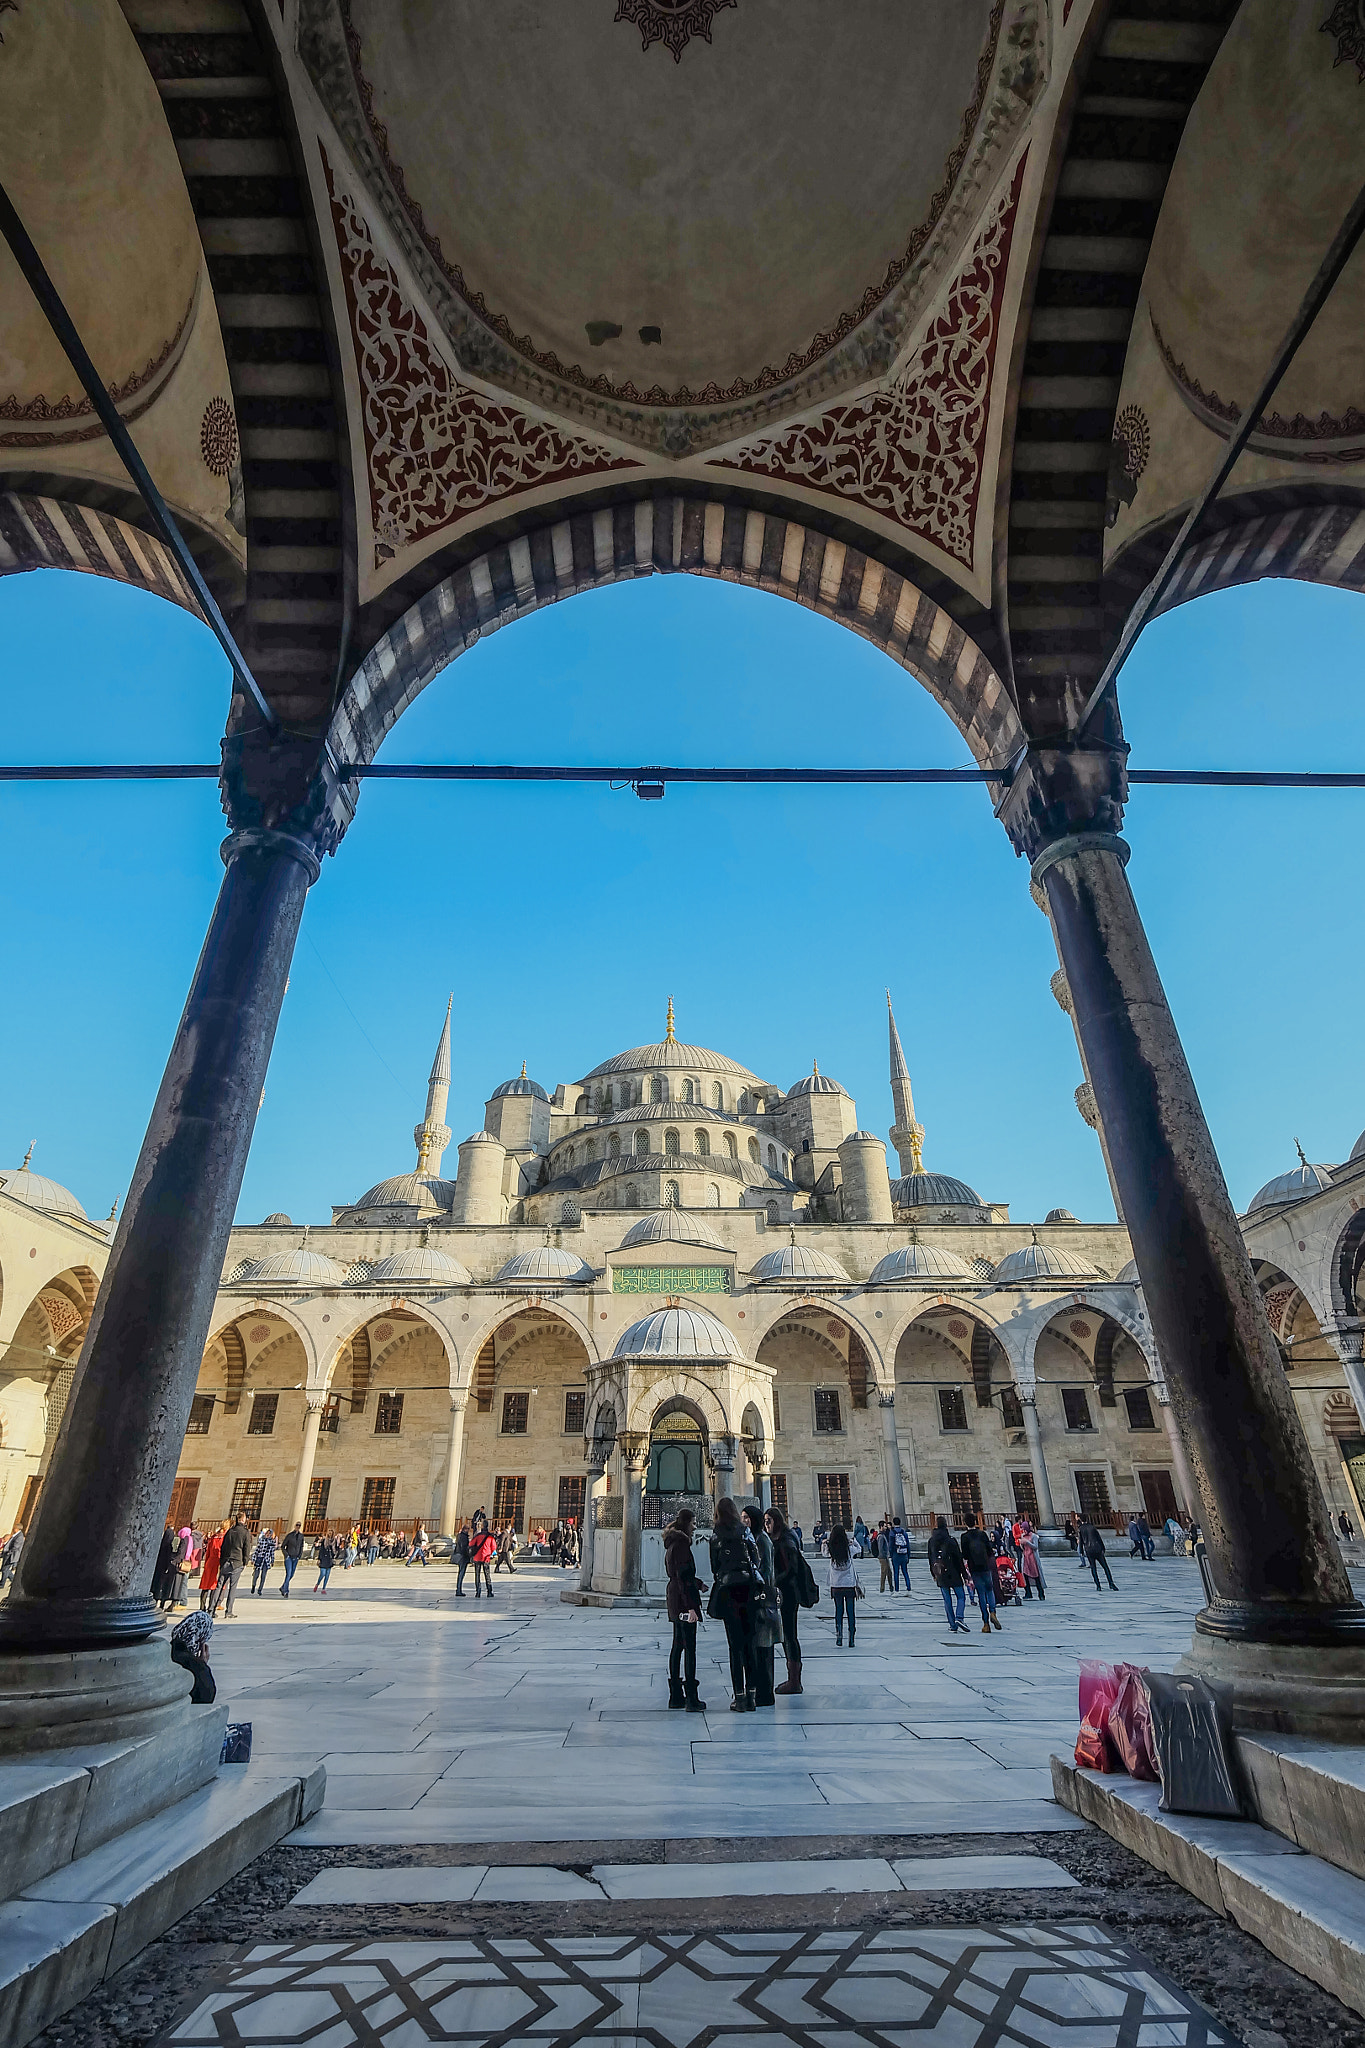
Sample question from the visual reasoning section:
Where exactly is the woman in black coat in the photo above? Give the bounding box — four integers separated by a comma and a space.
151, 1526, 175, 1609
766, 1506, 804, 1696
708, 1496, 760, 1712
664, 1510, 707, 1713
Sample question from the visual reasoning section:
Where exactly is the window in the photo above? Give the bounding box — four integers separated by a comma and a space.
770, 1473, 789, 1516
713, 1083, 724, 1109
724, 1132, 737, 1158
766, 1200, 780, 1225
694, 1128, 709, 1156
707, 1182, 720, 1207
558, 1475, 587, 1523
635, 1130, 649, 1156
186, 1395, 214, 1435
817, 1472, 852, 1528
168, 1476, 200, 1527
609, 1134, 621, 1158
767, 1144, 777, 1169
502, 1391, 530, 1434
626, 1182, 639, 1206
948, 1471, 983, 1524
748, 1138, 760, 1163
772, 1390, 781, 1433
564, 1390, 586, 1434
561, 1199, 580, 1223
321, 1391, 341, 1433
664, 1128, 680, 1155
494, 1474, 526, 1531
230, 1477, 266, 1523
305, 1477, 331, 1530
1000, 1386, 1024, 1431
1123, 1387, 1157, 1431
247, 1392, 278, 1436
682, 1079, 696, 1104
582, 1139, 596, 1162
1010, 1470, 1039, 1520
1074, 1469, 1112, 1522
937, 1387, 969, 1432
651, 1076, 666, 1102
360, 1476, 396, 1527
1062, 1388, 1094, 1431
814, 1389, 842, 1434
665, 1179, 681, 1206
375, 1391, 404, 1435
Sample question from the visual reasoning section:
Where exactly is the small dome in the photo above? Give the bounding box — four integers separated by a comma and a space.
1351, 1128, 1365, 1163
496, 1246, 594, 1285
1117, 1259, 1140, 1284
751, 1244, 850, 1284
612, 1305, 743, 1360
249, 1248, 349, 1286
1247, 1162, 1334, 1213
490, 1070, 549, 1103
870, 1243, 974, 1283
1044, 1208, 1077, 1224
786, 1064, 848, 1098
366, 1246, 472, 1285
460, 1132, 502, 1146
0, 1167, 87, 1221
844, 1131, 883, 1144
262, 1212, 293, 1226
892, 1172, 983, 1208
352, 1172, 457, 1212
993, 1241, 1099, 1287
619, 1208, 727, 1252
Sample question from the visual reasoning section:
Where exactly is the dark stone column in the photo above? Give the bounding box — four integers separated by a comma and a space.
0, 736, 354, 1653
1000, 745, 1363, 1668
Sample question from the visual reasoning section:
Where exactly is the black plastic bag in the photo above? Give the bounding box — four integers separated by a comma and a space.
1141, 1672, 1242, 1817
220, 1721, 253, 1765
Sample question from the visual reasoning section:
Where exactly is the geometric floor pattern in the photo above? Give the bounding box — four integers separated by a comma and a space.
163, 1926, 1241, 2047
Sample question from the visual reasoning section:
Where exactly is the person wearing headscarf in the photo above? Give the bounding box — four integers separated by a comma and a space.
170, 1608, 216, 1702
152, 1525, 176, 1609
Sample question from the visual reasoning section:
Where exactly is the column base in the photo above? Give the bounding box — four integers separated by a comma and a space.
1181, 1630, 1365, 1741
0, 1594, 161, 1653
0, 1641, 193, 1755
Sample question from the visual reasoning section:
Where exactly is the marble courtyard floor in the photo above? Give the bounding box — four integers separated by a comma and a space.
31, 1552, 1365, 2048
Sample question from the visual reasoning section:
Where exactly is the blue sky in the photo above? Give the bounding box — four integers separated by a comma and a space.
1, 562, 1361, 1228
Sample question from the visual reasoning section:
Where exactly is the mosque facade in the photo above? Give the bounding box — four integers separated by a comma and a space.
3, 1002, 1364, 1589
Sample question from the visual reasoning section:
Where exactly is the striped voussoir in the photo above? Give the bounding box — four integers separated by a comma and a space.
0, 492, 200, 615
1005, 1, 1237, 713
1131, 498, 1365, 624
127, 0, 347, 729
329, 496, 1025, 774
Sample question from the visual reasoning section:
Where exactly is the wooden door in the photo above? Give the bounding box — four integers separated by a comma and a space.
167, 1476, 200, 1529
1138, 1469, 1178, 1525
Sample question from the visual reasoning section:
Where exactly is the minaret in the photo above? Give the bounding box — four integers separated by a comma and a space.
886, 990, 925, 1177
413, 995, 453, 1179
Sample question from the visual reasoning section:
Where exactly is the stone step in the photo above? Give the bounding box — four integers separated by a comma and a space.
1052, 1755, 1365, 2018
0, 1762, 324, 2048
1235, 1733, 1365, 1881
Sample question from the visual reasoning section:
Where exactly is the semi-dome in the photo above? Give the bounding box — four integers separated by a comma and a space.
1044, 1208, 1077, 1224
786, 1063, 848, 1098
612, 1305, 743, 1360
352, 1172, 458, 1212
1117, 1259, 1140, 1284
619, 1208, 726, 1252
0, 1166, 87, 1221
751, 1244, 849, 1284
992, 1242, 1099, 1288
491, 1066, 549, 1102
262, 1212, 293, 1226
496, 1246, 594, 1285
248, 1248, 349, 1286
366, 1246, 473, 1286
1247, 1162, 1334, 1213
891, 1172, 983, 1208
869, 1243, 974, 1283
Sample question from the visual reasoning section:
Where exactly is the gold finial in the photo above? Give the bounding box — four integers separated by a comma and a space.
107, 1196, 119, 1221
908, 1125, 924, 1174
20, 1141, 34, 1169
416, 1130, 433, 1173
812, 1057, 820, 1076
665, 995, 676, 1044
789, 1226, 797, 1246
1295, 1138, 1310, 1169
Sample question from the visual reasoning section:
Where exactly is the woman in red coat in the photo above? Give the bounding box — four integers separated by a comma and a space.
198, 1525, 225, 1612
471, 1528, 497, 1598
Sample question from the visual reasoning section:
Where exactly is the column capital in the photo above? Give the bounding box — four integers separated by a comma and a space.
303, 1389, 329, 1415
448, 1387, 470, 1415
876, 1387, 896, 1409
617, 1430, 649, 1470
220, 729, 357, 867
707, 1439, 735, 1473
996, 739, 1128, 865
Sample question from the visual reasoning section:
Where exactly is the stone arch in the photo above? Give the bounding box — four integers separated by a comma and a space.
1331, 1209, 1365, 1324
883, 1294, 1005, 1372
1018, 1293, 1157, 1385
329, 497, 1022, 779
625, 1371, 731, 1439
649, 1392, 713, 1444
740, 1399, 766, 1455
0, 492, 210, 621
460, 1299, 601, 1389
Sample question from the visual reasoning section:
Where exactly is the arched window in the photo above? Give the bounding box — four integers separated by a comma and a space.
748, 1137, 760, 1163
766, 1200, 780, 1225
564, 1146, 575, 1169
626, 1182, 639, 1207
694, 1128, 709, 1156
664, 1128, 680, 1156
681, 1078, 695, 1104
561, 1199, 580, 1224
767, 1144, 778, 1169
575, 1094, 589, 1114
724, 1132, 737, 1159
665, 1179, 681, 1207
707, 1182, 721, 1208
609, 1133, 621, 1158
650, 1076, 666, 1103
600, 1186, 614, 1208
582, 1139, 596, 1162
713, 1082, 724, 1109
634, 1129, 649, 1156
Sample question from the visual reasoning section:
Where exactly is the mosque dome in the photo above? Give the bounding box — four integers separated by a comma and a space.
262, 1212, 293, 1226
786, 1064, 848, 1098
619, 1208, 727, 1252
351, 1172, 457, 1213
1117, 1259, 1140, 1283
491, 1066, 549, 1103
496, 1246, 594, 1285
869, 1243, 974, 1283
1352, 1129, 1365, 1163
1044, 1208, 1077, 1224
612, 1305, 744, 1360
992, 1241, 1099, 1287
751, 1244, 849, 1284
247, 1248, 350, 1286
583, 1033, 764, 1085
0, 1165, 87, 1221
1247, 1161, 1335, 1213
891, 1172, 983, 1208
366, 1246, 472, 1286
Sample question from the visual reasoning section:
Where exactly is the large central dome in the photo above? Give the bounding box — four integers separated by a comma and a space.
584, 1040, 767, 1083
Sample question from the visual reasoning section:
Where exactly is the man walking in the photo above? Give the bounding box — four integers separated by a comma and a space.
877, 1521, 894, 1593
1137, 1513, 1155, 1560
280, 1524, 304, 1597
927, 1516, 967, 1633
250, 1525, 276, 1595
1083, 1519, 1117, 1591
888, 1518, 913, 1593
213, 1515, 251, 1618
959, 1519, 1002, 1633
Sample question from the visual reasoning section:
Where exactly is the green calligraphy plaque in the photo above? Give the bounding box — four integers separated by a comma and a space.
613, 1264, 731, 1294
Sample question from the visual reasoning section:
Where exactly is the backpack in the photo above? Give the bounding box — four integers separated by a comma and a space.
795, 1546, 820, 1609
892, 1527, 910, 1556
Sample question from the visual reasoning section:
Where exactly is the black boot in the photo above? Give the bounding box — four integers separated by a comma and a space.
668, 1677, 686, 1709
745, 1687, 757, 1711
685, 1680, 707, 1713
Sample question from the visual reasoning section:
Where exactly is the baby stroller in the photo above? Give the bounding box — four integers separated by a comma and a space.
993, 1554, 1021, 1605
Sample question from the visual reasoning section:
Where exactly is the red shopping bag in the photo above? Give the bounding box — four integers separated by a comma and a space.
1108, 1662, 1160, 1781
1074, 1659, 1120, 1771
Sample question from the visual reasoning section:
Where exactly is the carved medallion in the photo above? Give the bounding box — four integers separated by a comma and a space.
1323, 0, 1365, 80
199, 396, 239, 477
1105, 404, 1149, 528
615, 0, 736, 60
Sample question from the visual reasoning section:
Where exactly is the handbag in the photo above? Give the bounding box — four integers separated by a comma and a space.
795, 1549, 820, 1609
753, 1581, 783, 1649
852, 1571, 865, 1601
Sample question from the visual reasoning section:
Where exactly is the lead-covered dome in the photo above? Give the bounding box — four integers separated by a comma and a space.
751, 1244, 849, 1284
246, 1248, 349, 1286
496, 1246, 594, 1285
992, 1242, 1099, 1287
619, 1208, 726, 1252
1247, 1162, 1334, 1213
1352, 1129, 1365, 1163
612, 1305, 743, 1360
1117, 1259, 1140, 1284
491, 1067, 549, 1102
892, 1172, 983, 1208
366, 1247, 472, 1286
584, 1040, 765, 1082
786, 1064, 848, 1098
0, 1166, 87, 1221
352, 1172, 457, 1212
870, 1243, 973, 1283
